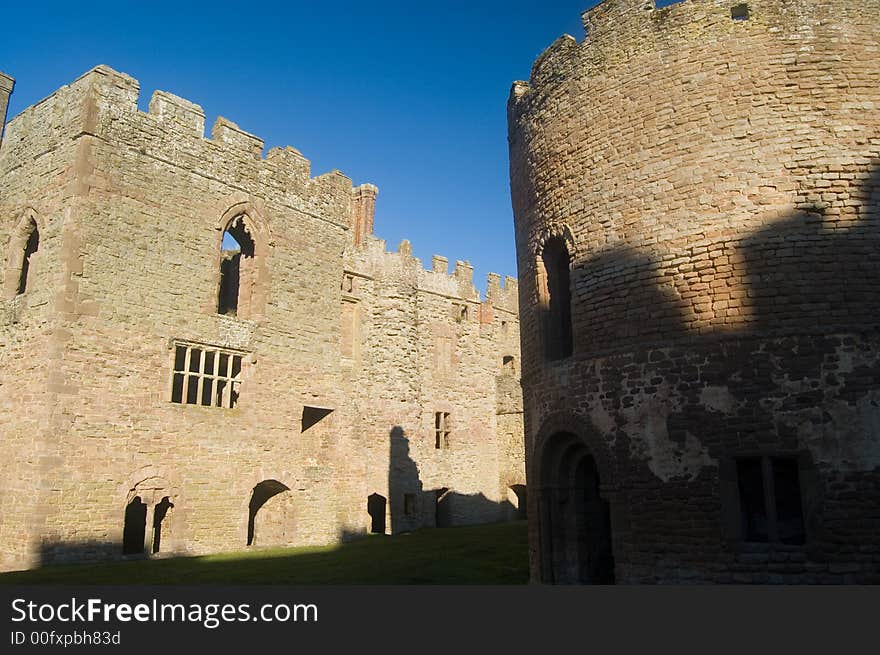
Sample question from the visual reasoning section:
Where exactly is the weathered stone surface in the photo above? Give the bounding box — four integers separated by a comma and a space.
0, 65, 524, 570
509, 0, 880, 583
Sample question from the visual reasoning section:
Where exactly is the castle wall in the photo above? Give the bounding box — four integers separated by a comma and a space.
0, 73, 99, 568
342, 239, 523, 533
0, 65, 524, 570
509, 0, 880, 583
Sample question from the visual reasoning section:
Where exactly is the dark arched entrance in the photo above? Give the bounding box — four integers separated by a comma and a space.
122, 496, 148, 555
538, 432, 614, 584
368, 493, 387, 534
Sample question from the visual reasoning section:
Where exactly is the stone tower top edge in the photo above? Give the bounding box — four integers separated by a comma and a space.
0, 71, 15, 92
509, 0, 880, 108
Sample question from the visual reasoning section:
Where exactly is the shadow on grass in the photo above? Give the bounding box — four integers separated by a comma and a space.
0, 521, 529, 585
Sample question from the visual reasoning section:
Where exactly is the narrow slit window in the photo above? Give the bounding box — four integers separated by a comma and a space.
17, 219, 39, 295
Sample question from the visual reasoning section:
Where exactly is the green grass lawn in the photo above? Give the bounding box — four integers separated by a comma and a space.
0, 521, 528, 584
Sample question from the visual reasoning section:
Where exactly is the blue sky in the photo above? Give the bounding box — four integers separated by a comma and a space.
1, 0, 597, 293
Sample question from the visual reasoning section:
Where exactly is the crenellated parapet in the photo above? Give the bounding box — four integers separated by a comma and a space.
345, 232, 519, 317
486, 273, 518, 314
1, 65, 365, 229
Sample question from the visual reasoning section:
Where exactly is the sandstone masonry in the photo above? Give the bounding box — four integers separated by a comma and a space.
0, 65, 524, 570
509, 0, 880, 583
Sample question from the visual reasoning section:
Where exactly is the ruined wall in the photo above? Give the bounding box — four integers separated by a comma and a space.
509, 0, 880, 583
342, 236, 523, 534
0, 65, 523, 570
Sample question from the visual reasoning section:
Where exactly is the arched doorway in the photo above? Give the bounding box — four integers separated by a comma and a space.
538, 432, 614, 584
122, 476, 176, 557
122, 496, 148, 555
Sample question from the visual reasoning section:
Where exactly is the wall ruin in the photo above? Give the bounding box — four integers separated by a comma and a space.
0, 65, 524, 570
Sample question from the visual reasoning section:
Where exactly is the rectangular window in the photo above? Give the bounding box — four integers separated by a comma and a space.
736, 456, 805, 545
434, 411, 450, 450
171, 343, 245, 408
404, 493, 416, 516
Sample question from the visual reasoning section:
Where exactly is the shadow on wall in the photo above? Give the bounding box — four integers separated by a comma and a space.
432, 488, 520, 527
388, 426, 423, 534
535, 161, 880, 583
31, 427, 526, 567
38, 541, 125, 567
569, 161, 880, 354
381, 426, 524, 535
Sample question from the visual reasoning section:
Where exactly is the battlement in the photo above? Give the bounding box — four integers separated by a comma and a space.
1, 65, 368, 228
509, 0, 877, 111
346, 235, 518, 313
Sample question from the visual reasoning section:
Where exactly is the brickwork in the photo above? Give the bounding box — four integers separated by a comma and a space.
0, 66, 524, 571
509, 0, 880, 583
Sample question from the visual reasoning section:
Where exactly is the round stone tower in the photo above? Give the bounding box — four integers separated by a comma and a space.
508, 0, 880, 583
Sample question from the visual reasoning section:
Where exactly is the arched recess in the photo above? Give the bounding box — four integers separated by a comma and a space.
247, 480, 293, 547
534, 223, 576, 361
215, 202, 271, 319
531, 412, 616, 584
122, 475, 177, 557
4, 207, 43, 299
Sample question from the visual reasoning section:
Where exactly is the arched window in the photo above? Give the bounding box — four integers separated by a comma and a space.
218, 214, 257, 317
538, 236, 573, 360
502, 355, 516, 376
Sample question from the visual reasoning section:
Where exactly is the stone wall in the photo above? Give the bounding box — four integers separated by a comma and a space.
0, 72, 13, 147
509, 0, 880, 583
0, 65, 524, 571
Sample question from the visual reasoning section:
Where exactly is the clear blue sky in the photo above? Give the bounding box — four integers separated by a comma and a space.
1, 0, 597, 293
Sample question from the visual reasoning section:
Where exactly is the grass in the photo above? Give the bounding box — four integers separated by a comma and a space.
0, 521, 528, 584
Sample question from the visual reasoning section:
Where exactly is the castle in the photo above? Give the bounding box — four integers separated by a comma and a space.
509, 0, 880, 583
0, 65, 525, 571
